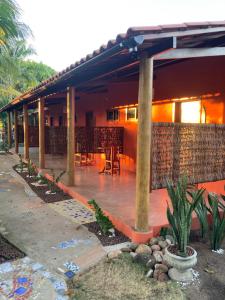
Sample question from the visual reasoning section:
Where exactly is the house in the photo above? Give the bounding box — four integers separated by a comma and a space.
1, 21, 225, 242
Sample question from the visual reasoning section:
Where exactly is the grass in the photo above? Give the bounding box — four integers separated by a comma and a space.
72, 253, 185, 300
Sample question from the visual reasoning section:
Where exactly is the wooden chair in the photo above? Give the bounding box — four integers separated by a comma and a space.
75, 143, 95, 166
101, 146, 120, 175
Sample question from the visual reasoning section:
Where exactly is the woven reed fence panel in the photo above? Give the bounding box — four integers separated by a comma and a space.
152, 123, 225, 189
44, 126, 124, 154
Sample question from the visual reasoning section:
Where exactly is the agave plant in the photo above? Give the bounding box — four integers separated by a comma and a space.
166, 177, 205, 257
207, 193, 225, 251
188, 189, 208, 239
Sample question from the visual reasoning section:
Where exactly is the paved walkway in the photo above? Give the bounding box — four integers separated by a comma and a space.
0, 154, 105, 299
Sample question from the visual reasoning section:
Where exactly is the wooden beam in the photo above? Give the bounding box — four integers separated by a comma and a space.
135, 53, 153, 232
7, 111, 12, 148
154, 47, 225, 60
66, 86, 75, 186
174, 102, 182, 123
14, 110, 18, 153
23, 104, 29, 160
38, 98, 45, 169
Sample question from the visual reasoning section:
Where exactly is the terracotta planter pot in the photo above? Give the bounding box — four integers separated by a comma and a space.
164, 246, 197, 282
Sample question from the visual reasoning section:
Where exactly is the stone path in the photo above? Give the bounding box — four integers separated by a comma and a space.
0, 154, 106, 299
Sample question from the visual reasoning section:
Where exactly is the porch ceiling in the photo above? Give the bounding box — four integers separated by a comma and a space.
1, 21, 225, 113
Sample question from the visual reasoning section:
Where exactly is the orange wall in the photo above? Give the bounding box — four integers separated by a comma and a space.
47, 56, 225, 172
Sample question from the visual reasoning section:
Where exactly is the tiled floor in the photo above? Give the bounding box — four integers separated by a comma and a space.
29, 152, 225, 233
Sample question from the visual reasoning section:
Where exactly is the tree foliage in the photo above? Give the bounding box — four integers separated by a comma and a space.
0, 1, 56, 110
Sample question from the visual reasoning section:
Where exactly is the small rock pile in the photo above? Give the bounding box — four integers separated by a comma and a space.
107, 235, 174, 282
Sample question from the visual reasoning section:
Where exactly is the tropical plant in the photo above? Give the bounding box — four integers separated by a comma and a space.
17, 153, 25, 172
166, 177, 205, 257
207, 193, 225, 251
0, 139, 9, 152
88, 199, 114, 235
0, 0, 31, 46
188, 188, 209, 239
47, 169, 65, 193
27, 159, 36, 177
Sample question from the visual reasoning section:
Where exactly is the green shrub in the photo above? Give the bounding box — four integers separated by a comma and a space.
188, 189, 208, 239
166, 177, 205, 257
27, 159, 36, 177
47, 169, 65, 193
207, 193, 225, 251
18, 154, 26, 172
88, 199, 114, 235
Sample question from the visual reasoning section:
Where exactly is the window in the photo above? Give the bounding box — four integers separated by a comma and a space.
126, 107, 137, 120
181, 101, 201, 123
106, 109, 119, 121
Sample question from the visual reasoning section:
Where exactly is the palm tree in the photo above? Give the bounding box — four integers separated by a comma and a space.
0, 0, 31, 46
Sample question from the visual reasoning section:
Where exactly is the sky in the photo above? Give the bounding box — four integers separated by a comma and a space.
18, 0, 225, 72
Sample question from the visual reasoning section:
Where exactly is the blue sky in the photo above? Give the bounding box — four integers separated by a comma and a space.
18, 0, 225, 71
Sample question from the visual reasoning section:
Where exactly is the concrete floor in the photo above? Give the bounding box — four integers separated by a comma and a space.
0, 154, 105, 274
29, 151, 225, 234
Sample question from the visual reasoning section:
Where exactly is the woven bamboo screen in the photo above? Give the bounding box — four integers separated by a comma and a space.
152, 123, 225, 189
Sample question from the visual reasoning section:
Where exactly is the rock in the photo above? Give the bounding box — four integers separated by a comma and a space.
166, 235, 175, 244
158, 241, 168, 249
155, 263, 169, 273
158, 236, 165, 242
151, 245, 161, 251
153, 269, 160, 279
135, 244, 152, 254
130, 243, 138, 251
162, 260, 172, 269
166, 238, 172, 246
107, 250, 122, 259
146, 256, 156, 268
121, 247, 131, 253
146, 268, 154, 278
134, 253, 152, 266
153, 251, 163, 263
149, 237, 158, 246
158, 273, 169, 282
130, 252, 137, 259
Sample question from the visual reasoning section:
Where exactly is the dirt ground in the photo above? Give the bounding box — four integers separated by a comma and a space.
184, 239, 225, 300
72, 237, 225, 300
72, 254, 184, 300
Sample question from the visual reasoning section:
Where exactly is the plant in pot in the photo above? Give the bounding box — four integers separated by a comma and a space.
164, 177, 205, 282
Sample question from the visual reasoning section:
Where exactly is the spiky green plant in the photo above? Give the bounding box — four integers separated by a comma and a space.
207, 193, 225, 251
27, 159, 36, 177
88, 199, 114, 235
47, 169, 65, 193
166, 177, 205, 257
189, 191, 208, 239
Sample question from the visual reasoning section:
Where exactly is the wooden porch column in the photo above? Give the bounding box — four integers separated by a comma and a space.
7, 111, 12, 148
23, 104, 29, 160
38, 98, 45, 169
135, 54, 153, 232
174, 102, 181, 123
66, 86, 75, 186
14, 110, 18, 154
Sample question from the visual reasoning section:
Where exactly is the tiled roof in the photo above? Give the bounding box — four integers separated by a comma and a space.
1, 21, 225, 111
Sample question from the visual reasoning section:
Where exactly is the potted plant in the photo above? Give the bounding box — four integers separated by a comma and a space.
164, 177, 204, 282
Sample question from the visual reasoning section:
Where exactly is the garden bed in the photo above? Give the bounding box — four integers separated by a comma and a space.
0, 234, 25, 264
13, 165, 71, 203
84, 221, 130, 246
